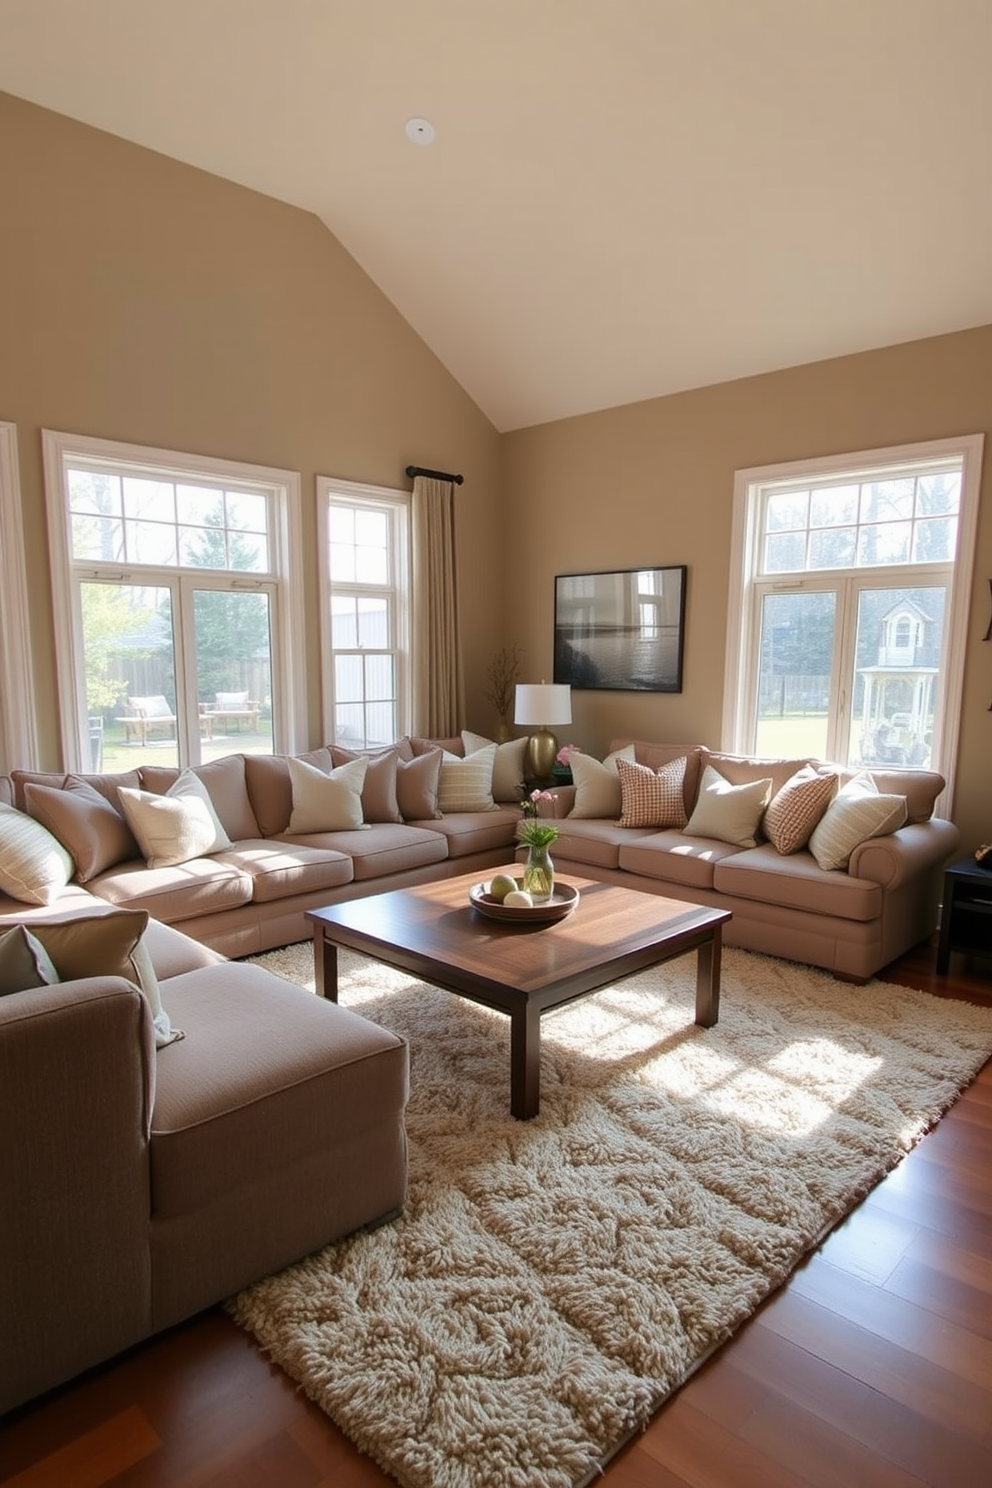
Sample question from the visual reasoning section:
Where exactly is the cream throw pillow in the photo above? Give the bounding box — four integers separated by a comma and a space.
568, 745, 636, 819
616, 755, 688, 829
437, 744, 498, 813
118, 770, 232, 869
461, 731, 528, 803
685, 764, 772, 847
0, 800, 74, 905
808, 772, 908, 871
286, 755, 368, 832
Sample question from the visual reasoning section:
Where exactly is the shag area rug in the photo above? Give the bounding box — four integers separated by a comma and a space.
228, 942, 992, 1488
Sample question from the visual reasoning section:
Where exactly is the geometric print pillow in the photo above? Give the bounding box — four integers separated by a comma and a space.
616, 754, 688, 829
763, 765, 838, 854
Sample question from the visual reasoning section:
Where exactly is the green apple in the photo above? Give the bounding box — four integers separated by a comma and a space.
488, 873, 519, 902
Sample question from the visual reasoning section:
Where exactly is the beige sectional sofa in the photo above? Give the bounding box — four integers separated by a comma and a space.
542, 739, 960, 981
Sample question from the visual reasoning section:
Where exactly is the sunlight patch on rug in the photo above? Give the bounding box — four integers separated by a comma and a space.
228, 942, 992, 1488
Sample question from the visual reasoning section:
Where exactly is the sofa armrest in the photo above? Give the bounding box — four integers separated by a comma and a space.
0, 977, 155, 1413
848, 818, 961, 890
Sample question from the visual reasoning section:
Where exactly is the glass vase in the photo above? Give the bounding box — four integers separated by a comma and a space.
522, 843, 554, 904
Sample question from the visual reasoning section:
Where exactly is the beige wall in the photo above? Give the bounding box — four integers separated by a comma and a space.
503, 329, 992, 852
0, 90, 503, 759
3, 91, 989, 850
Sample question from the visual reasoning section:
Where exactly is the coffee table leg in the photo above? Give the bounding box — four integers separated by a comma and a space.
694, 928, 722, 1027
510, 1000, 542, 1120
312, 930, 339, 1001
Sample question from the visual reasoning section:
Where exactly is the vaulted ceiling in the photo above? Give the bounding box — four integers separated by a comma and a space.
2, 0, 991, 432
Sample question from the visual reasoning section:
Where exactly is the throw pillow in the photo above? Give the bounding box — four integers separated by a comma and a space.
329, 746, 403, 823
285, 755, 368, 833
0, 924, 61, 996
568, 745, 637, 819
461, 731, 528, 803
437, 744, 498, 813
685, 764, 773, 847
808, 774, 908, 871
118, 770, 233, 869
0, 800, 74, 905
763, 765, 839, 855
616, 754, 689, 829
396, 749, 443, 820
24, 778, 140, 882
26, 909, 182, 1047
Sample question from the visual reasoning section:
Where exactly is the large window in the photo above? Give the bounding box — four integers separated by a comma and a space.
317, 477, 410, 748
44, 432, 305, 773
723, 436, 983, 811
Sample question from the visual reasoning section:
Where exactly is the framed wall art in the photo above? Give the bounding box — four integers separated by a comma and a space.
553, 565, 687, 692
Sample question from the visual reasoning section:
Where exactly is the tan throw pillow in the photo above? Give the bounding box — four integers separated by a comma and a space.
27, 909, 182, 1047
0, 924, 61, 995
330, 746, 403, 823
763, 765, 839, 855
286, 755, 368, 832
396, 749, 443, 820
616, 754, 688, 829
685, 764, 772, 847
118, 770, 233, 869
808, 773, 908, 871
25, 778, 140, 882
437, 745, 498, 813
0, 801, 74, 905
461, 731, 528, 803
568, 745, 636, 819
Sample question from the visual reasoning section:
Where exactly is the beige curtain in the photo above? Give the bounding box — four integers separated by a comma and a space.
411, 474, 464, 737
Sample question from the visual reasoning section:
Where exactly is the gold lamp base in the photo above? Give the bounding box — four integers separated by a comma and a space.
526, 727, 559, 783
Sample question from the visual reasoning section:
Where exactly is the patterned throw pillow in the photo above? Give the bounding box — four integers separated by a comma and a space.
437, 745, 498, 813
0, 800, 74, 905
763, 765, 838, 854
616, 755, 688, 829
808, 773, 908, 871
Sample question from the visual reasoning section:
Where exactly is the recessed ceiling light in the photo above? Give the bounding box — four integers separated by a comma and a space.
405, 117, 436, 145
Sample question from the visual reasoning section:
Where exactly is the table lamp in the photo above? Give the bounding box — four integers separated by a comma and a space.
514, 682, 572, 782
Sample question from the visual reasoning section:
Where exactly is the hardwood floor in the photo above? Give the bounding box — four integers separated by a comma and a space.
2, 944, 990, 1488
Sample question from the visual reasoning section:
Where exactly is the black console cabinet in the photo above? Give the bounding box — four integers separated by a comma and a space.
936, 857, 992, 973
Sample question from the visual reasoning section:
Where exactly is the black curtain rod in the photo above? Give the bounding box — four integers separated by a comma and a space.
406, 464, 464, 486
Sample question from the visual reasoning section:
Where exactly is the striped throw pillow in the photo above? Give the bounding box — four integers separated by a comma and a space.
437, 745, 498, 813
617, 754, 688, 829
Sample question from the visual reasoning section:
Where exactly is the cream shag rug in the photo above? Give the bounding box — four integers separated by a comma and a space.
228, 942, 992, 1488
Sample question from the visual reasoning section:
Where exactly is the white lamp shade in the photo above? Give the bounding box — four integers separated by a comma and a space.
514, 683, 572, 727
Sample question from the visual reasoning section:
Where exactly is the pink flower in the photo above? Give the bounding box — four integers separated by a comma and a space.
555, 744, 580, 766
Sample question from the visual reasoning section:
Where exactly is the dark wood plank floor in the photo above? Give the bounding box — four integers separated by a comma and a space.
2, 943, 990, 1488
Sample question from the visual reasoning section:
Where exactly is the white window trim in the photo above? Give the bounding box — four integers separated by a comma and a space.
0, 422, 38, 769
722, 433, 984, 816
42, 429, 307, 768
316, 475, 411, 746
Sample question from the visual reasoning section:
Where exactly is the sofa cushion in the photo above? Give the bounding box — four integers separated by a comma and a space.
286, 756, 368, 833
150, 962, 407, 1219
808, 773, 908, 871
215, 840, 354, 902
551, 818, 657, 872
685, 765, 772, 848
437, 745, 498, 813
763, 765, 839, 855
24, 908, 181, 1047
616, 754, 688, 829
24, 778, 140, 882
329, 746, 403, 824
274, 823, 448, 881
244, 749, 333, 837
617, 831, 746, 890
87, 857, 254, 924
396, 749, 442, 820
119, 772, 233, 869
0, 924, 61, 994
568, 745, 636, 819
411, 806, 521, 859
713, 845, 883, 922
461, 732, 528, 803
0, 802, 74, 906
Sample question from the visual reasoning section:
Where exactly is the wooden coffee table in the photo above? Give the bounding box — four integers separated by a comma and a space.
307, 871, 731, 1120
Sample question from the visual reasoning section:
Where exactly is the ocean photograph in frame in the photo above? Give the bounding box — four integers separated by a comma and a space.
553, 565, 687, 692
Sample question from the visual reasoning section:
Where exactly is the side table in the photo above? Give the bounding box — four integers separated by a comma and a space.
935, 856, 992, 974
